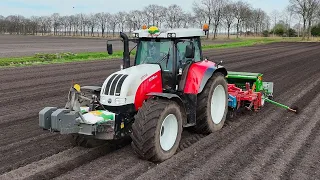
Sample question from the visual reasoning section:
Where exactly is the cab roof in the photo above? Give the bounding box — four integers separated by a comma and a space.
132, 28, 206, 39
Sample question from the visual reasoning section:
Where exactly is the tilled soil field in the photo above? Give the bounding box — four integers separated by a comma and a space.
0, 35, 232, 58
0, 42, 320, 180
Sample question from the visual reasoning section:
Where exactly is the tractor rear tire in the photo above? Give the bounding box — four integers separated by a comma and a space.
193, 72, 228, 134
130, 98, 183, 162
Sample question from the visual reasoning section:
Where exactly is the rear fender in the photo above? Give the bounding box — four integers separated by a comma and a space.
183, 60, 227, 94
198, 66, 227, 94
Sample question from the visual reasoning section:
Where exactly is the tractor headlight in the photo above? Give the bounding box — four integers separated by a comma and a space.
115, 98, 126, 105
135, 33, 139, 37
167, 33, 176, 38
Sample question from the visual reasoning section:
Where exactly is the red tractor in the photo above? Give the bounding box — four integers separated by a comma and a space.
39, 25, 278, 162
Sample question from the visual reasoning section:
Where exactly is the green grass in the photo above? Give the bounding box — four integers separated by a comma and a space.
0, 38, 305, 68
202, 38, 292, 49
0, 51, 135, 67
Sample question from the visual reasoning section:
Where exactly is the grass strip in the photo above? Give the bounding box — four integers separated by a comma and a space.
202, 38, 288, 49
0, 38, 302, 67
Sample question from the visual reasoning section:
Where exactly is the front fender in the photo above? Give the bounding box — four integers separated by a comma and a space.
146, 93, 188, 126
147, 92, 181, 100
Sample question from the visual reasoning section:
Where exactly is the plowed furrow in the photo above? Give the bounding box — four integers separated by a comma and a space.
205, 43, 309, 62
134, 72, 320, 180
0, 135, 72, 174
263, 105, 320, 180
0, 143, 124, 180
202, 42, 294, 57
289, 128, 320, 180
0, 42, 319, 179
0, 59, 120, 83
230, 92, 320, 179
223, 44, 320, 70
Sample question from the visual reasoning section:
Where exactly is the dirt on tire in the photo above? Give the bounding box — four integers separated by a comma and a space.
0, 42, 320, 180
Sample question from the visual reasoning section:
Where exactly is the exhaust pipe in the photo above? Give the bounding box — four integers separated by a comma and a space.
120, 32, 130, 68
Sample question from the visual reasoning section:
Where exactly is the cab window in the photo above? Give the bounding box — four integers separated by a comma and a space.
176, 38, 201, 62
135, 39, 174, 72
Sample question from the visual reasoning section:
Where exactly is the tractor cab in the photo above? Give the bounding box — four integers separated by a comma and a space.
107, 25, 208, 93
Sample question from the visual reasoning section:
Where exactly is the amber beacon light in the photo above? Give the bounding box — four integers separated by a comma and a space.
203, 23, 209, 31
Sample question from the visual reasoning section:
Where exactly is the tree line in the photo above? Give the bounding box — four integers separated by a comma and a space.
0, 0, 319, 39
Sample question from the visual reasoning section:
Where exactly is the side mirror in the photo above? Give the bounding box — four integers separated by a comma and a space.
185, 43, 195, 59
107, 43, 113, 55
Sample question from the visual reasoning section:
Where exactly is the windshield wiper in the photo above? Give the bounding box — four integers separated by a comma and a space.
156, 48, 171, 66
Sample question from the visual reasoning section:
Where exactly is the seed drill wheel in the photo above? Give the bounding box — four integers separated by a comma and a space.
192, 72, 228, 134
130, 98, 183, 162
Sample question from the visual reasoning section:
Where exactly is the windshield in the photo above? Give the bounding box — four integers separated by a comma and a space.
135, 39, 174, 72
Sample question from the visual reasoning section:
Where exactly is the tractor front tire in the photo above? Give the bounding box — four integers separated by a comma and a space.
193, 72, 228, 134
130, 98, 183, 162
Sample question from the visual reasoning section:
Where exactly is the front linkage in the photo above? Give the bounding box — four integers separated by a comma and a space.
39, 84, 132, 140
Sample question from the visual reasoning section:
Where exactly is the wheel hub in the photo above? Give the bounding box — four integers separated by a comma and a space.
210, 85, 226, 124
160, 114, 178, 151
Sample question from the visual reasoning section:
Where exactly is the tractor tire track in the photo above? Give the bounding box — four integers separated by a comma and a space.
0, 42, 319, 180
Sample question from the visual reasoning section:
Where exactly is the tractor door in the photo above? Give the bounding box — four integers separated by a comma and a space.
176, 38, 202, 91
134, 38, 176, 92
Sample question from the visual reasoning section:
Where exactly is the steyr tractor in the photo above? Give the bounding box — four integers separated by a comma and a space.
39, 24, 296, 162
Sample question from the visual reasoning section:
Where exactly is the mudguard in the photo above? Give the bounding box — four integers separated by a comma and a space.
146, 92, 197, 127
183, 60, 227, 94
147, 92, 181, 100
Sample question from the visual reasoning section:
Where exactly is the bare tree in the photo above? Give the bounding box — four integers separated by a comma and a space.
193, 8, 207, 28
270, 10, 280, 36
59, 16, 68, 36
306, 0, 320, 39
157, 6, 167, 28
30, 16, 40, 35
234, 1, 251, 38
212, 0, 226, 38
182, 12, 195, 28
109, 13, 120, 37
144, 4, 164, 26
51, 13, 60, 35
0, 15, 5, 34
222, 2, 236, 38
251, 8, 267, 36
131, 10, 144, 30
95, 12, 108, 37
193, 0, 214, 38
288, 0, 310, 39
165, 4, 184, 29
282, 7, 295, 37
0, 2, 271, 38
87, 14, 96, 36
117, 11, 127, 32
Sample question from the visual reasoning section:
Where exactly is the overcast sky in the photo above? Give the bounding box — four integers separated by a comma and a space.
1, 0, 289, 17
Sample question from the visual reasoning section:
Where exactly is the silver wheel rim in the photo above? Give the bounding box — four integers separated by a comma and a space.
210, 85, 226, 124
261, 94, 265, 106
160, 114, 178, 151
